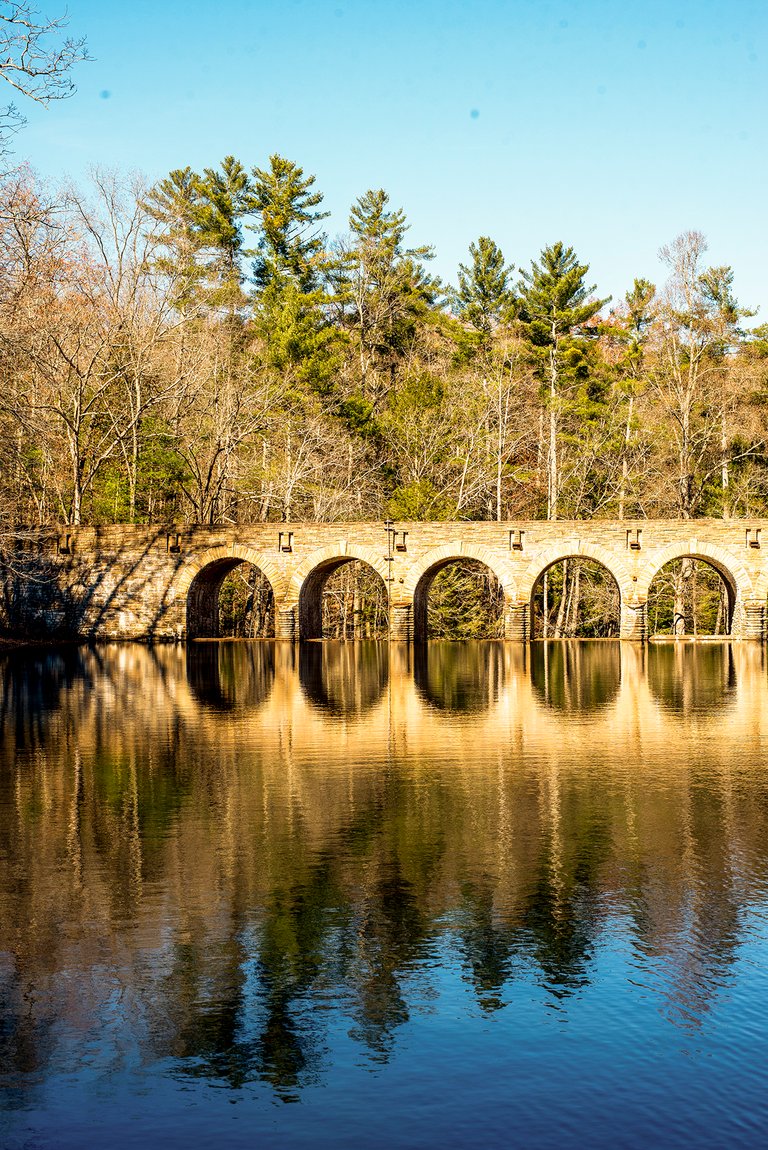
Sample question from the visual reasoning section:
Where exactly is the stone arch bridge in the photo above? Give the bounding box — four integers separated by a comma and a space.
8, 520, 768, 641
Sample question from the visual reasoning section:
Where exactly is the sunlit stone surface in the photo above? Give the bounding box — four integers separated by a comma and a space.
1, 641, 767, 1148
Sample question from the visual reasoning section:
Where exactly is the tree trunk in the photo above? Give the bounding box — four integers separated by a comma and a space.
548, 342, 558, 520
554, 560, 568, 637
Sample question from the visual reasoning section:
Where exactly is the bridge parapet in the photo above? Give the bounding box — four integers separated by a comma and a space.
1, 519, 767, 641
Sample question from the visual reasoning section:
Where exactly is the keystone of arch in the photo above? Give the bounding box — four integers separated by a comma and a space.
400, 542, 519, 601
521, 539, 634, 604
173, 544, 287, 600
285, 541, 391, 607
634, 538, 754, 602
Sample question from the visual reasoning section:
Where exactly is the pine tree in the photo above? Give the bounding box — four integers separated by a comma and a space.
143, 167, 207, 314
250, 154, 329, 292
452, 236, 514, 336
516, 242, 609, 518
143, 157, 253, 317
250, 156, 341, 394
343, 188, 438, 401
195, 156, 253, 315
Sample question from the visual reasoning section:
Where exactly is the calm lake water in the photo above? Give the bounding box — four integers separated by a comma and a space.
1, 640, 768, 1149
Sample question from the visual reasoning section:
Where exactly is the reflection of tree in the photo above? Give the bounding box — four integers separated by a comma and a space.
0, 645, 90, 747
299, 640, 387, 717
186, 641, 275, 711
414, 641, 504, 713
1, 642, 768, 1101
647, 643, 736, 715
531, 641, 620, 713
0, 957, 55, 1112
457, 884, 515, 1012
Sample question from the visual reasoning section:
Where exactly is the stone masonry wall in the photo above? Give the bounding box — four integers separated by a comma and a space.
2, 519, 768, 641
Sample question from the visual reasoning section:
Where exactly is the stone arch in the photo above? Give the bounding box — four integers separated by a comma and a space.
637, 539, 753, 638
401, 543, 519, 643
523, 540, 633, 639
287, 542, 391, 641
175, 545, 285, 639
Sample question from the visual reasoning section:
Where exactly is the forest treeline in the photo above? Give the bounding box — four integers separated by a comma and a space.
1, 154, 767, 531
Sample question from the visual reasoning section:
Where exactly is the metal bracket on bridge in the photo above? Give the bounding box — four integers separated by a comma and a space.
746, 528, 761, 549
509, 529, 525, 551
278, 531, 294, 553
626, 529, 642, 551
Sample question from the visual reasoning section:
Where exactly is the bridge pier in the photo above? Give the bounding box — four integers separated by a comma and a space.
504, 601, 529, 641
620, 600, 646, 641
741, 600, 765, 641
389, 603, 412, 641
277, 605, 298, 640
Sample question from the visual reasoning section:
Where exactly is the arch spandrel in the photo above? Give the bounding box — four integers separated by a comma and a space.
521, 540, 634, 605
400, 543, 519, 602
635, 539, 754, 602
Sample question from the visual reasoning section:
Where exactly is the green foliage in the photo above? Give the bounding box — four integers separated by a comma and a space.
516, 241, 609, 356
427, 561, 504, 639
341, 188, 439, 396
452, 235, 514, 335
387, 480, 453, 521
144, 157, 253, 314
256, 279, 344, 394
251, 154, 329, 292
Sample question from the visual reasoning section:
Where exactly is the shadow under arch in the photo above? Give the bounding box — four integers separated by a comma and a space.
186, 641, 276, 712
297, 555, 389, 641
299, 640, 389, 717
531, 641, 621, 714
186, 556, 276, 639
528, 554, 622, 639
647, 643, 737, 715
414, 641, 505, 714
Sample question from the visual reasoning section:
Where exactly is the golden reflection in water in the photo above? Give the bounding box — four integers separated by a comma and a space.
1, 640, 767, 1096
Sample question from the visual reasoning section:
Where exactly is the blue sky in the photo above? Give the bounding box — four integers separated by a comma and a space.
17, 0, 768, 316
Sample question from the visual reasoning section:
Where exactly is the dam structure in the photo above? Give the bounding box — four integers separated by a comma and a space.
4, 519, 768, 642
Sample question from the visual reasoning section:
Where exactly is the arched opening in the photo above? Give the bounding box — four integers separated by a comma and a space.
299, 559, 388, 640
413, 559, 504, 642
187, 559, 275, 639
530, 558, 620, 639
646, 558, 735, 637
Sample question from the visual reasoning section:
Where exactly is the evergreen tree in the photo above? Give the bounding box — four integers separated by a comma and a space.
343, 188, 438, 401
143, 157, 253, 317
195, 156, 253, 315
250, 154, 329, 292
250, 156, 341, 394
143, 167, 207, 313
516, 242, 609, 518
452, 236, 514, 336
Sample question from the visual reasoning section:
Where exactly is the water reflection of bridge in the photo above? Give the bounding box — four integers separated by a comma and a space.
178, 639, 751, 736
1, 640, 766, 1101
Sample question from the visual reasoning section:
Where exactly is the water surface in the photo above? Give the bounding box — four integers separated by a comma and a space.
1, 641, 767, 1148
